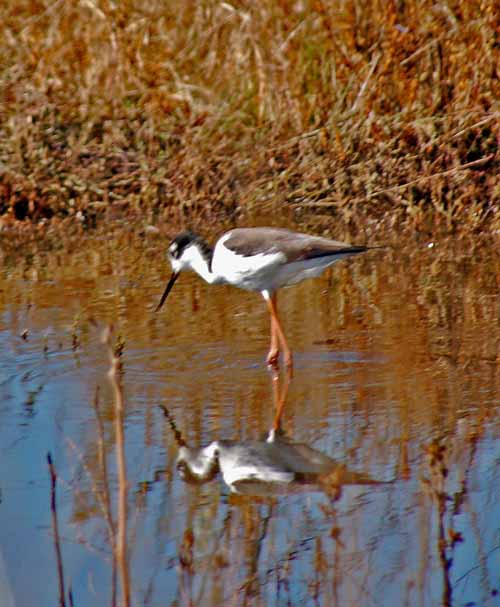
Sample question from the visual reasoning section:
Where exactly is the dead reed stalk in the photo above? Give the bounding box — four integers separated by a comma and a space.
92, 385, 118, 607
102, 326, 131, 607
47, 452, 66, 607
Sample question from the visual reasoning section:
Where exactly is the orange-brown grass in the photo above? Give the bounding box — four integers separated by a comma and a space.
0, 0, 498, 234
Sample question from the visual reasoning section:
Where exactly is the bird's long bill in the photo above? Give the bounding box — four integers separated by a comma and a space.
155, 271, 180, 312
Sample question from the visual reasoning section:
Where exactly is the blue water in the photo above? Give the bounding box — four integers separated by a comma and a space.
0, 238, 498, 606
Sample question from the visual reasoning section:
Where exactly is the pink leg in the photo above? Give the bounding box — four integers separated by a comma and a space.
265, 293, 293, 373
266, 308, 279, 369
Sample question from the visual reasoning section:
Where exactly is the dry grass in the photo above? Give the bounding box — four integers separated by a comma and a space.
0, 0, 498, 234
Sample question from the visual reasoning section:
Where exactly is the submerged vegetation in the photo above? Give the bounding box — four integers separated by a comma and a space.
0, 0, 498, 235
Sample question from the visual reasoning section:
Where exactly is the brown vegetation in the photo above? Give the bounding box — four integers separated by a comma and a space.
0, 0, 498, 234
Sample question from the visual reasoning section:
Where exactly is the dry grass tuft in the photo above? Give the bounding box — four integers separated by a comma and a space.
0, 0, 498, 234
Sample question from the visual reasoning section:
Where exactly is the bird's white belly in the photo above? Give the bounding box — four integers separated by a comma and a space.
265, 255, 348, 291
212, 242, 287, 291
218, 445, 295, 488
273, 256, 343, 287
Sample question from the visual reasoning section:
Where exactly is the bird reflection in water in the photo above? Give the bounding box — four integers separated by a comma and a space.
160, 372, 384, 499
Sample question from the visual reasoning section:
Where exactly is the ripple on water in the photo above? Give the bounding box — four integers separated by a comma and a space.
0, 234, 498, 607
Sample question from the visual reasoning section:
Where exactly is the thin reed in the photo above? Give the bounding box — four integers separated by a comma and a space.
103, 326, 131, 607
47, 453, 67, 607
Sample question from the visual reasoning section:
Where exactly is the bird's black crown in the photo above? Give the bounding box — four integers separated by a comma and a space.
168, 230, 197, 259
168, 230, 213, 264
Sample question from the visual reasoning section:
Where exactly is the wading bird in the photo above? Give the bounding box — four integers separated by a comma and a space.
156, 227, 374, 370
159, 373, 384, 497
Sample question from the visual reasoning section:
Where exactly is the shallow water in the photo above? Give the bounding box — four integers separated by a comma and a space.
0, 229, 498, 607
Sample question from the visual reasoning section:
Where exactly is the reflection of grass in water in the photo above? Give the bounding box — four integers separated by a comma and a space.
24, 384, 43, 412
2, 229, 497, 435
2, 230, 497, 604
46, 453, 68, 607
101, 325, 130, 607
421, 434, 487, 607
64, 326, 130, 607
92, 383, 117, 607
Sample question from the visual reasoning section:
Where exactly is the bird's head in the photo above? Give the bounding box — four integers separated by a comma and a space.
156, 230, 212, 312
166, 230, 200, 273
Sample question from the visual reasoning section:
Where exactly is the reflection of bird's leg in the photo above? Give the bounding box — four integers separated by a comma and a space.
271, 371, 281, 432
271, 368, 291, 433
319, 468, 343, 502
265, 293, 293, 372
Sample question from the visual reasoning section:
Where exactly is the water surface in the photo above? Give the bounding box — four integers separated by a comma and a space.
0, 230, 498, 606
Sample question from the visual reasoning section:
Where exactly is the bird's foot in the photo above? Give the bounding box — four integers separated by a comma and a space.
266, 350, 294, 377
266, 349, 280, 370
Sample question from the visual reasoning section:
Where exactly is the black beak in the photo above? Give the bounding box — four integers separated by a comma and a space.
155, 271, 180, 312
159, 404, 186, 447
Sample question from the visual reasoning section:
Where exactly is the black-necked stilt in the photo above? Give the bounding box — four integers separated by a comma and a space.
159, 406, 383, 496
156, 227, 375, 369
159, 370, 383, 496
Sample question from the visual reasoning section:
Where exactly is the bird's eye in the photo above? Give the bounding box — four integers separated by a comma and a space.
169, 244, 178, 258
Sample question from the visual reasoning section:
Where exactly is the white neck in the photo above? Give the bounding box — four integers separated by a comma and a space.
177, 442, 220, 479
183, 245, 221, 284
